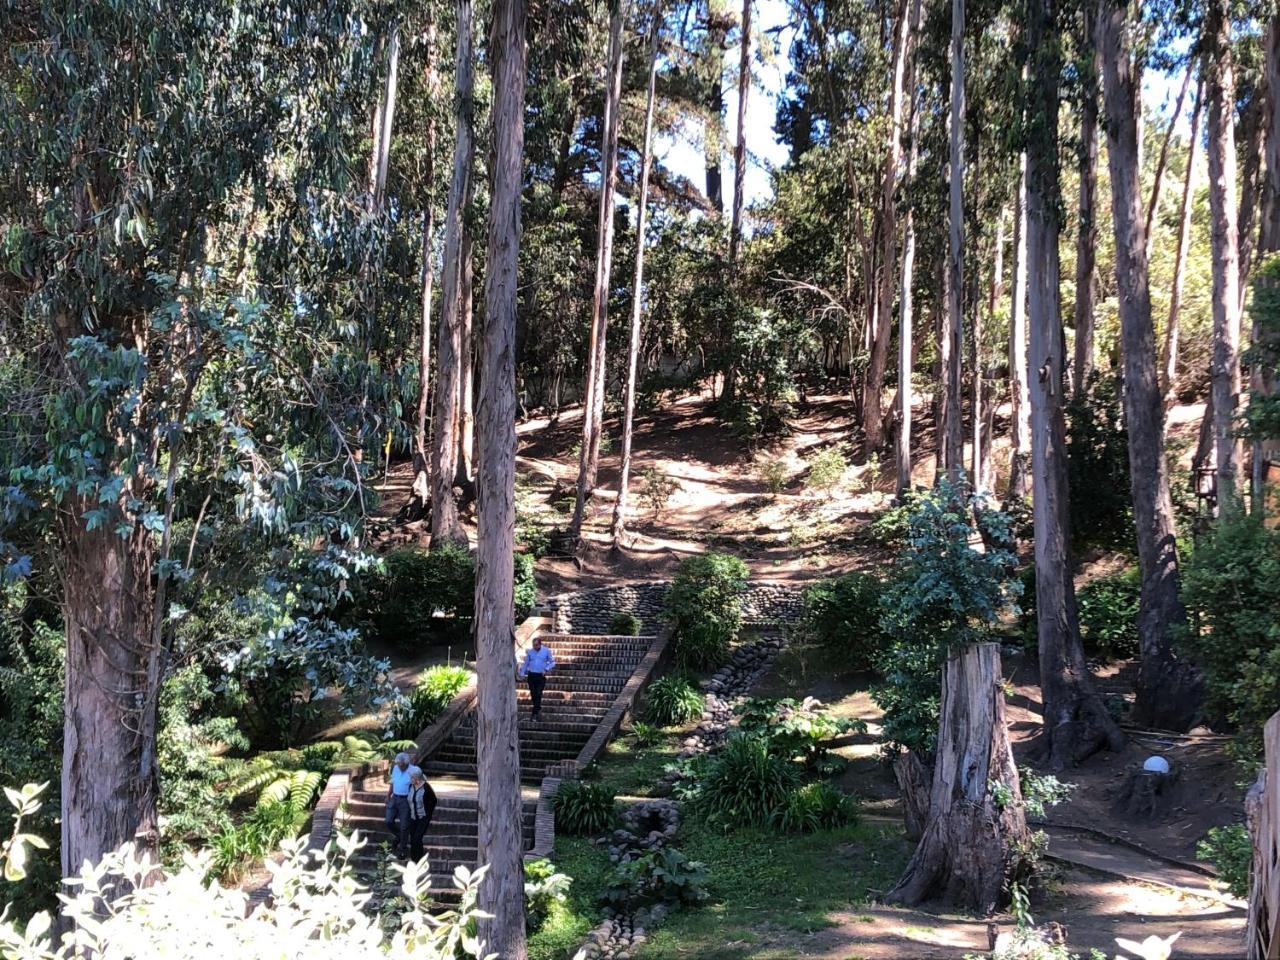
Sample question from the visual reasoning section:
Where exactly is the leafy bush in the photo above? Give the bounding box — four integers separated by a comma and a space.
866, 489, 928, 546
552, 781, 616, 836
735, 697, 863, 767
772, 781, 859, 834
1181, 512, 1280, 760
390, 665, 473, 739
795, 572, 887, 672
524, 858, 572, 934
804, 443, 848, 497
667, 552, 749, 668
602, 846, 710, 910
609, 612, 642, 636
1065, 373, 1133, 547
644, 674, 705, 726
1076, 568, 1141, 659
1197, 823, 1250, 898
870, 480, 1021, 758
639, 466, 679, 519
698, 735, 800, 830
514, 551, 538, 621
629, 722, 662, 748
757, 459, 788, 495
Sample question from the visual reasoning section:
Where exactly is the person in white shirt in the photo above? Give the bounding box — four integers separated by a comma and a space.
517, 636, 556, 722
385, 752, 421, 856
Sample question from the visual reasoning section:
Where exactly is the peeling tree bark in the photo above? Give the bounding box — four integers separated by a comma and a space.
887, 643, 1030, 913
474, 0, 528, 949
1161, 81, 1203, 405
729, 0, 751, 266
941, 0, 965, 481
1007, 152, 1031, 503
1026, 0, 1126, 769
1073, 15, 1100, 397
894, 0, 923, 497
414, 14, 440, 483
1098, 0, 1204, 731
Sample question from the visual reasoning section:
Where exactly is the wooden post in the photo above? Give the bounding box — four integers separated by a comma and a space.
1247, 711, 1280, 959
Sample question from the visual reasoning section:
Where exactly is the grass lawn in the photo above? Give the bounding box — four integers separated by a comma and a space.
528, 836, 613, 960
633, 819, 911, 960
588, 729, 684, 797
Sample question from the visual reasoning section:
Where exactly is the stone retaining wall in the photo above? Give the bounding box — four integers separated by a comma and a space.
544, 580, 803, 635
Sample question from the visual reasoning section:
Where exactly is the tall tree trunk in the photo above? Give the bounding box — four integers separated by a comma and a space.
705, 5, 727, 213
431, 0, 475, 546
1238, 96, 1266, 310
941, 0, 965, 482
570, 0, 626, 541
1074, 17, 1099, 397
1098, 0, 1204, 731
475, 0, 528, 949
729, 0, 751, 265
371, 23, 402, 209
1008, 152, 1032, 502
1161, 81, 1204, 404
1204, 0, 1243, 508
1254, 15, 1280, 509
458, 211, 476, 487
613, 6, 663, 546
1144, 60, 1194, 259
895, 0, 924, 496
1026, 0, 1126, 769
61, 519, 160, 878
866, 0, 915, 452
887, 643, 1030, 913
414, 14, 440, 479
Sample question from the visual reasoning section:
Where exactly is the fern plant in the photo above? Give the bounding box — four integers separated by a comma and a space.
551, 781, 616, 836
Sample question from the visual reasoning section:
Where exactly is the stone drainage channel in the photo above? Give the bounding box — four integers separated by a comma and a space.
570, 633, 787, 960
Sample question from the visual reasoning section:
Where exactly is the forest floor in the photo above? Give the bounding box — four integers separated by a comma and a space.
371, 390, 1244, 959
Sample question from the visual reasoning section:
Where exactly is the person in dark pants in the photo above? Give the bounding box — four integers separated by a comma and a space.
385, 752, 420, 856
517, 636, 556, 722
407, 770, 437, 862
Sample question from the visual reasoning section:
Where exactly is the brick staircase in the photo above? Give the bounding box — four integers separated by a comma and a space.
340, 631, 657, 898
428, 633, 652, 783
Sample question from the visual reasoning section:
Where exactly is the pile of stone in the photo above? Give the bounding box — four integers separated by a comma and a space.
545, 581, 804, 636
571, 905, 670, 960
600, 799, 680, 864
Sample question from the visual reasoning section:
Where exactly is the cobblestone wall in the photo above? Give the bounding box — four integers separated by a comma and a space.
543, 580, 803, 635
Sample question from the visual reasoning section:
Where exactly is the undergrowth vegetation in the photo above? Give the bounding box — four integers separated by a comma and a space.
667, 553, 749, 668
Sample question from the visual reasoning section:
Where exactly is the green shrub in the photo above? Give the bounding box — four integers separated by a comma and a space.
390, 664, 472, 739
644, 674, 705, 726
735, 697, 863, 767
602, 846, 709, 910
609, 611, 642, 636
1197, 824, 1251, 899
552, 781, 616, 836
1182, 512, 1280, 761
1076, 567, 1141, 659
524, 858, 572, 934
804, 443, 848, 497
639, 466, 679, 519
796, 572, 887, 672
1065, 373, 1133, 547
667, 552, 749, 668
772, 782, 859, 834
514, 552, 538, 620
870, 480, 1021, 759
698, 735, 800, 830
867, 489, 927, 546
757, 459, 788, 495
629, 721, 662, 747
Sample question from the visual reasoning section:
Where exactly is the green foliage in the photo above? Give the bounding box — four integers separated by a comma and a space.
639, 467, 679, 519
1197, 824, 1251, 899
735, 697, 864, 767
1076, 568, 1141, 659
644, 674, 705, 727
870, 481, 1021, 758
552, 781, 617, 837
696, 735, 801, 830
757, 459, 789, 495
795, 571, 887, 672
771, 781, 859, 834
513, 552, 538, 621
1019, 771, 1076, 821
609, 611, 642, 636
602, 846, 710, 910
867, 489, 928, 546
1181, 511, 1280, 760
390, 665, 473, 739
1066, 374, 1133, 547
1243, 254, 1280, 444
667, 552, 749, 668
1, 782, 49, 884
524, 858, 573, 935
628, 722, 662, 748
804, 443, 848, 497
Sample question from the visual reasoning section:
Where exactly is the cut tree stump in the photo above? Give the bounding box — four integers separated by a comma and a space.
887, 642, 1031, 915
894, 749, 932, 841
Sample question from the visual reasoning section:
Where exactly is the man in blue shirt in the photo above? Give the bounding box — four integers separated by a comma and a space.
517, 636, 556, 722
385, 752, 420, 856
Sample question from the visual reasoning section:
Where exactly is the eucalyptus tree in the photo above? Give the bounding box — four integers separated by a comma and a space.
1073, 4, 1099, 396
0, 0, 394, 878
941, 0, 965, 480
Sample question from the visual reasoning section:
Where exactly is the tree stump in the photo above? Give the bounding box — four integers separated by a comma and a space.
894, 749, 933, 842
887, 642, 1031, 914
